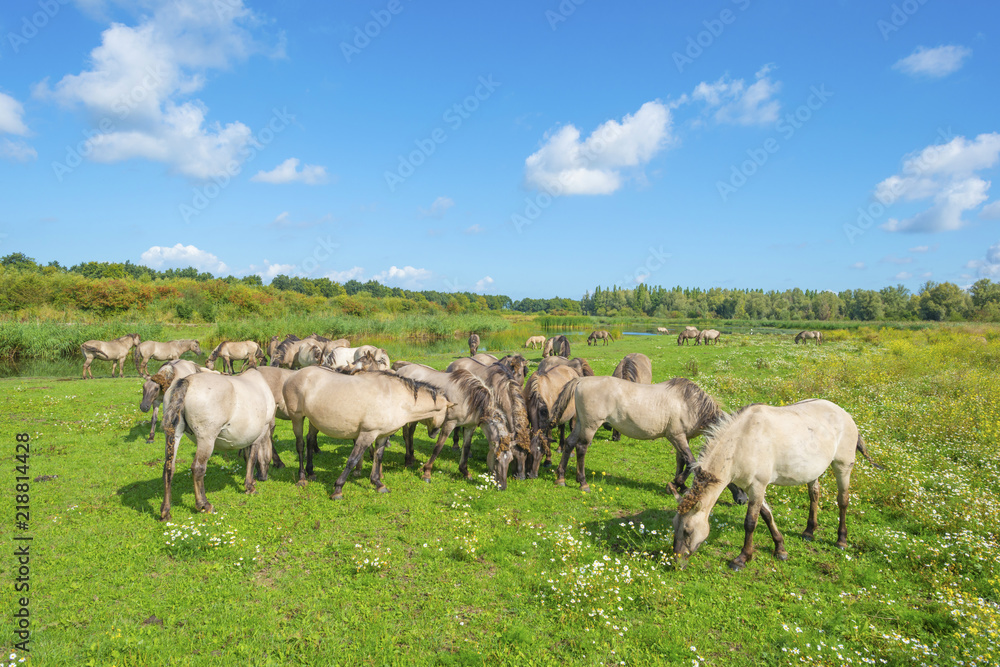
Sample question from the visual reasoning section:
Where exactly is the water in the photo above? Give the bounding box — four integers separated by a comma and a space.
622, 331, 657, 337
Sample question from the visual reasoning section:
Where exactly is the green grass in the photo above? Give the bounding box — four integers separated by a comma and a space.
1, 328, 999, 665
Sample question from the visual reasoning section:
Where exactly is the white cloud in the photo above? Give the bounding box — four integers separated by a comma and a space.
894, 271, 913, 280
525, 100, 672, 195
252, 158, 328, 185
324, 266, 364, 282
979, 200, 1000, 220
475, 276, 494, 292
877, 133, 1000, 233
909, 245, 931, 253
464, 224, 485, 234
272, 211, 291, 226
141, 243, 228, 273
255, 261, 298, 280
418, 196, 455, 218
967, 241, 1000, 279
1, 138, 37, 162
373, 265, 432, 289
850, 262, 866, 270
0, 92, 29, 135
36, 0, 279, 179
893, 45, 971, 78
691, 65, 781, 126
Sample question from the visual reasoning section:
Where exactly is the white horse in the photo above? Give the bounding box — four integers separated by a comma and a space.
672, 399, 882, 570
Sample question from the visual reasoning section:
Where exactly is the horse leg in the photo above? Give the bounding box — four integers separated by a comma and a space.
574, 437, 591, 493
369, 436, 390, 493
422, 422, 456, 482
452, 426, 461, 451
332, 433, 377, 500
305, 423, 319, 481
159, 416, 184, 521
269, 422, 285, 468
668, 433, 696, 491
292, 416, 309, 486
759, 500, 788, 561
833, 462, 854, 549
802, 479, 821, 541
403, 421, 418, 467
729, 495, 764, 571
727, 483, 748, 505
458, 427, 475, 480
192, 440, 214, 514
555, 429, 578, 487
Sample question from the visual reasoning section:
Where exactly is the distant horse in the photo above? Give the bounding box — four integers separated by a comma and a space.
552, 376, 746, 505
524, 335, 546, 350
206, 341, 264, 374
282, 368, 453, 499
609, 353, 653, 441
587, 330, 613, 346
395, 365, 514, 487
133, 339, 202, 376
542, 338, 556, 358
657, 327, 669, 334
270, 335, 319, 368
322, 345, 391, 371
535, 356, 594, 377
139, 359, 202, 443
677, 327, 699, 346
696, 329, 721, 345
672, 399, 882, 570
81, 333, 141, 379
468, 333, 480, 356
159, 369, 276, 520
266, 335, 281, 363
523, 364, 585, 477
795, 331, 823, 344
551, 335, 571, 357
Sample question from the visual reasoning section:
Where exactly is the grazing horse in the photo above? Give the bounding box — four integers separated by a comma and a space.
524, 335, 546, 350
609, 353, 653, 441
270, 335, 318, 369
542, 338, 556, 358
523, 365, 585, 477
587, 330, 613, 346
282, 368, 453, 499
672, 399, 883, 570
696, 329, 721, 345
139, 360, 202, 443
657, 327, 669, 334
81, 333, 140, 379
133, 339, 202, 376
795, 330, 823, 344
159, 369, 276, 520
395, 365, 514, 487
468, 333, 480, 356
206, 341, 264, 374
322, 345, 391, 371
551, 376, 746, 505
677, 327, 699, 346
535, 356, 595, 377
550, 335, 571, 357
497, 354, 529, 386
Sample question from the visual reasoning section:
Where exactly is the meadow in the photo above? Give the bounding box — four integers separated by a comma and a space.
1, 326, 999, 665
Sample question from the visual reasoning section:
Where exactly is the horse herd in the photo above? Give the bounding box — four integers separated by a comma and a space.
80, 327, 874, 570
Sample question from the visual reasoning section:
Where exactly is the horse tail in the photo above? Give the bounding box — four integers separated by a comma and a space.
134, 343, 144, 376
856, 434, 884, 470
162, 376, 191, 459
577, 358, 595, 377
551, 377, 580, 427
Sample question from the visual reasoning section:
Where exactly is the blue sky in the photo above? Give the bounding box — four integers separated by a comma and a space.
1, 0, 998, 299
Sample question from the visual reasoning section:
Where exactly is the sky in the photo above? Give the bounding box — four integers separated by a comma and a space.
1, 0, 998, 300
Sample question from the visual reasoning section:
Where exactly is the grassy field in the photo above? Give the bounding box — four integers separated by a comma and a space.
1, 327, 999, 665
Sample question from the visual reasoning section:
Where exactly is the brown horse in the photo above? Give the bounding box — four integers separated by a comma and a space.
468, 333, 480, 356
81, 333, 141, 379
587, 330, 613, 346
609, 353, 653, 441
795, 331, 823, 344
677, 327, 699, 346
550, 335, 570, 357
133, 339, 202, 377
206, 341, 265, 374
696, 329, 721, 345
523, 364, 585, 477
542, 338, 556, 358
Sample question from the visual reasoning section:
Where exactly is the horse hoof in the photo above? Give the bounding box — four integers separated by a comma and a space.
296, 479, 309, 488
836, 541, 847, 550
801, 532, 814, 542
422, 476, 432, 483
728, 560, 746, 571
555, 478, 566, 487
376, 485, 390, 494
580, 485, 591, 494
145, 438, 154, 444
775, 551, 789, 561
542, 460, 552, 468
274, 461, 286, 469
331, 492, 343, 501
200, 503, 215, 514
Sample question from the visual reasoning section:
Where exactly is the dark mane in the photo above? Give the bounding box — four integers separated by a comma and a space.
270, 335, 301, 366
574, 358, 595, 377
663, 377, 724, 431
206, 341, 224, 363
676, 468, 722, 514
449, 368, 493, 420
615, 356, 638, 383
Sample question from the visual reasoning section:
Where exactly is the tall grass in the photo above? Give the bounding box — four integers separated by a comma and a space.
0, 321, 163, 360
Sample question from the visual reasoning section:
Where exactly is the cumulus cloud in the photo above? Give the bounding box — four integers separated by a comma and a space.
894, 271, 913, 280
893, 45, 971, 78
1, 138, 37, 162
475, 276, 494, 292
373, 265, 432, 289
691, 65, 781, 126
418, 196, 454, 218
324, 266, 365, 282
0, 92, 29, 135
877, 133, 1000, 233
141, 243, 228, 273
967, 241, 1000, 279
979, 200, 1000, 220
35, 0, 280, 179
252, 158, 328, 185
250, 260, 298, 280
524, 100, 672, 195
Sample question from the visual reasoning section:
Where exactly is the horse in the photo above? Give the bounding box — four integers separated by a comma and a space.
551, 335, 570, 357
535, 356, 594, 377
392, 360, 434, 371
322, 345, 391, 371
542, 338, 556, 358
587, 330, 613, 346
672, 399, 883, 571
496, 354, 529, 386
282, 367, 454, 499
524, 335, 546, 350
677, 327, 699, 346
159, 368, 276, 520
609, 353, 653, 441
657, 327, 669, 334
266, 335, 281, 363
468, 333, 480, 356
394, 365, 513, 487
696, 329, 721, 345
133, 339, 202, 377
81, 333, 140, 379
270, 335, 320, 368
551, 376, 746, 505
139, 359, 202, 443
795, 331, 823, 344
206, 341, 265, 374
523, 364, 585, 477
471, 353, 498, 364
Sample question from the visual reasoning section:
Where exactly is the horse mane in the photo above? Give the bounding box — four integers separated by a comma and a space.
676, 468, 722, 514
385, 370, 440, 403
663, 377, 723, 431
482, 364, 530, 451
550, 377, 581, 427
206, 341, 224, 363
449, 368, 493, 420
149, 372, 172, 394
617, 356, 638, 383
524, 373, 548, 427
270, 336, 301, 366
